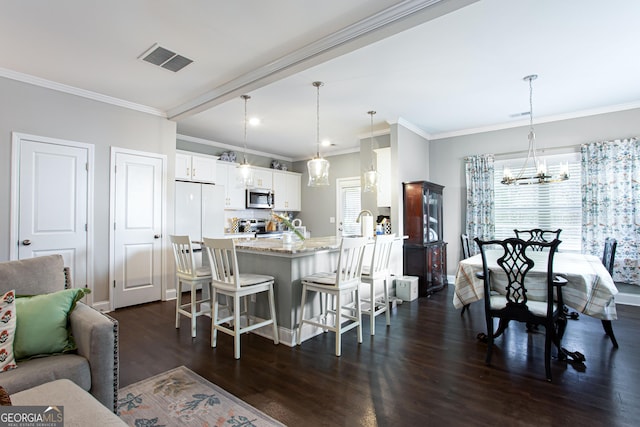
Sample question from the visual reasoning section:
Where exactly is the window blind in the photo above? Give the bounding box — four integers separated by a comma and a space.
494, 152, 582, 252
341, 186, 361, 236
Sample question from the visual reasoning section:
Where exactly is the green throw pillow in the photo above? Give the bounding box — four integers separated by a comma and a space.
13, 288, 90, 360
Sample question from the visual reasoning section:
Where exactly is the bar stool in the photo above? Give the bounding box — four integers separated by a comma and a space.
169, 235, 212, 338
360, 234, 395, 335
202, 237, 279, 359
297, 237, 368, 356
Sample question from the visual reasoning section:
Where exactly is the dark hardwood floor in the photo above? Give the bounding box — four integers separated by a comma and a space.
110, 285, 640, 426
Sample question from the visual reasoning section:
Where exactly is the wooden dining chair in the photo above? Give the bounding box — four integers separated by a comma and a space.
514, 229, 562, 251
169, 235, 212, 338
297, 237, 368, 356
475, 237, 566, 381
601, 237, 619, 348
202, 237, 279, 359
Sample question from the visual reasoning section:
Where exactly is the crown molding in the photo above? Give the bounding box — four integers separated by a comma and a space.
430, 100, 640, 140
176, 133, 293, 162
0, 67, 166, 117
389, 117, 432, 140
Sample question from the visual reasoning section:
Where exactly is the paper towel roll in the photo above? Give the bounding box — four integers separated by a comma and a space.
361, 216, 374, 239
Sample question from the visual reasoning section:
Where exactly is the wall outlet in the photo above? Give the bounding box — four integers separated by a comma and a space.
329, 217, 335, 223
250, 294, 256, 303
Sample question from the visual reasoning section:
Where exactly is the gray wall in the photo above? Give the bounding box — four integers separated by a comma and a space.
391, 122, 430, 236
293, 122, 430, 239
429, 107, 640, 276
294, 152, 360, 237
0, 77, 177, 303
360, 133, 390, 220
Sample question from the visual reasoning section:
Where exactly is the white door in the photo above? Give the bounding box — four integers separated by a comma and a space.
336, 177, 361, 237
112, 150, 164, 308
11, 133, 92, 295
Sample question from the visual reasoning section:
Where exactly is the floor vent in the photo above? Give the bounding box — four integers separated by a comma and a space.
139, 43, 193, 72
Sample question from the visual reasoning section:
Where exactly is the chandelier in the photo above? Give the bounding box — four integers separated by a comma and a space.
363, 110, 378, 192
238, 94, 254, 188
501, 75, 570, 185
307, 81, 330, 187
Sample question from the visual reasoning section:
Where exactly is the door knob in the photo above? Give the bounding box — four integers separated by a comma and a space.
22, 239, 31, 246
154, 234, 161, 239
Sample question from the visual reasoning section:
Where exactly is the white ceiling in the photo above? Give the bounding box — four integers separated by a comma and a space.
2, 0, 640, 161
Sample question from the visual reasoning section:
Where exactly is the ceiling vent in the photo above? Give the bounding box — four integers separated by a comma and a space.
139, 43, 193, 72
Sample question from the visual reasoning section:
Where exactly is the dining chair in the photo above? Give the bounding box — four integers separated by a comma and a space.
202, 237, 279, 359
514, 229, 562, 251
169, 235, 212, 338
601, 237, 619, 348
360, 234, 395, 335
460, 234, 472, 259
297, 237, 368, 356
474, 237, 566, 381
459, 234, 473, 316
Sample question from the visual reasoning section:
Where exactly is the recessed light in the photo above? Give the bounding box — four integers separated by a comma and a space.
249, 117, 261, 126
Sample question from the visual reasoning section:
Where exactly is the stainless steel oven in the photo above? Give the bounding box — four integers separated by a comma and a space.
246, 188, 274, 209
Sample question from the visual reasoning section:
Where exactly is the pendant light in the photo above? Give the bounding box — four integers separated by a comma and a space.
501, 75, 570, 185
307, 81, 330, 187
238, 94, 254, 188
363, 110, 378, 192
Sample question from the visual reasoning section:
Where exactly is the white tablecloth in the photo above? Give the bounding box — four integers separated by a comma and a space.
453, 251, 618, 320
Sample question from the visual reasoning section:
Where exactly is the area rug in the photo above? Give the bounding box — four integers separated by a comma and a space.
118, 366, 286, 427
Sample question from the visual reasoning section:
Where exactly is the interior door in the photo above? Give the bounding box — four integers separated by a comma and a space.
112, 150, 164, 308
336, 177, 361, 236
12, 133, 92, 293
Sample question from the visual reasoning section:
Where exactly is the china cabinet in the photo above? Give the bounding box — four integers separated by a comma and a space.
403, 181, 447, 296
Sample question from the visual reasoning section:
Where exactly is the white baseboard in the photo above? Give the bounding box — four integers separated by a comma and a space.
616, 292, 640, 306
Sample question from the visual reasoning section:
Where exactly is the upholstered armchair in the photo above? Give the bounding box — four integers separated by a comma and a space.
0, 255, 119, 412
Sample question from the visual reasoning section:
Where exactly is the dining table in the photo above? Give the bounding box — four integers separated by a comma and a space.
453, 250, 619, 321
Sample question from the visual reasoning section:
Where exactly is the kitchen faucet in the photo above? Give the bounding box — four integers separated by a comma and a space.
355, 210, 373, 223
355, 210, 374, 238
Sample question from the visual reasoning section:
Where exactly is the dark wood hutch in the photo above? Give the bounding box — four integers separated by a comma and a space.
402, 181, 448, 296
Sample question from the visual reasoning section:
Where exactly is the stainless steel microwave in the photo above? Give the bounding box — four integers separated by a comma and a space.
246, 188, 274, 209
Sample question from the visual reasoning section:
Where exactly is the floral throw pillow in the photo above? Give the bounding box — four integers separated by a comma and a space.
0, 290, 17, 372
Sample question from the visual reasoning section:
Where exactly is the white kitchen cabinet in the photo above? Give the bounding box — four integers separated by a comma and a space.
175, 152, 217, 183
251, 166, 273, 190
216, 161, 246, 210
273, 170, 301, 211
374, 147, 391, 207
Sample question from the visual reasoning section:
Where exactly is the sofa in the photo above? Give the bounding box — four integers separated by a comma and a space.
0, 255, 119, 412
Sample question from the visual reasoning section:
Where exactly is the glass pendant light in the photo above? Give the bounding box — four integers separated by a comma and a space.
307, 81, 330, 187
363, 110, 378, 192
238, 94, 254, 188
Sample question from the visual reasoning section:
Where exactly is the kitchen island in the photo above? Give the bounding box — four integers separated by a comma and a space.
202, 235, 404, 347
232, 236, 342, 346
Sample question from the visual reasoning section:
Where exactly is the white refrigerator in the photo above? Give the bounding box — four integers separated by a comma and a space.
174, 181, 225, 296
175, 181, 225, 242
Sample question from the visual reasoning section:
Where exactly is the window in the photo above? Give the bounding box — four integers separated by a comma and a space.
494, 152, 581, 251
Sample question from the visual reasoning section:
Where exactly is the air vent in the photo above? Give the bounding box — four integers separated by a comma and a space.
139, 43, 193, 72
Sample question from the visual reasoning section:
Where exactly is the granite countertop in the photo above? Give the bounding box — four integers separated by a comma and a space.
234, 236, 342, 255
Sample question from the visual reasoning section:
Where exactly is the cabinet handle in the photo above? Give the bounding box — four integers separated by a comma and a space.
192, 168, 196, 177
186, 167, 190, 176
